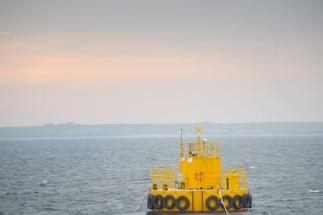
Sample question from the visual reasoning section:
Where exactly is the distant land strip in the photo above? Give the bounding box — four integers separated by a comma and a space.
0, 122, 323, 139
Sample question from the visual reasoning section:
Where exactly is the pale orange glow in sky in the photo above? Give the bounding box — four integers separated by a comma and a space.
1, 0, 323, 126
2, 35, 249, 90
1, 37, 224, 83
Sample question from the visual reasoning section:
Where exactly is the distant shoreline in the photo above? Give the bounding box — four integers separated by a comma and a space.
0, 122, 323, 139
1, 121, 323, 129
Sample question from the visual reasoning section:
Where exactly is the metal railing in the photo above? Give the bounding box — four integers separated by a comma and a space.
222, 168, 247, 189
151, 168, 247, 191
180, 140, 220, 158
151, 167, 175, 190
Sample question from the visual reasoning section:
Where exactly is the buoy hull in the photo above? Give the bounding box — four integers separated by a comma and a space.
148, 189, 252, 212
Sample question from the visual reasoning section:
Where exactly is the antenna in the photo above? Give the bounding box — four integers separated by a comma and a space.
180, 128, 183, 158
180, 128, 183, 144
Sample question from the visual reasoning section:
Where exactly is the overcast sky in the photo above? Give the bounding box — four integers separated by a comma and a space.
0, 0, 323, 126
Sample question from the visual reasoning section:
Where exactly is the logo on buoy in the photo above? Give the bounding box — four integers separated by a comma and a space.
195, 171, 203, 182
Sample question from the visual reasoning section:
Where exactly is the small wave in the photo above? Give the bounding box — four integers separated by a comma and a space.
249, 166, 255, 169
5, 192, 17, 196
42, 207, 58, 211
308, 189, 321, 193
39, 180, 49, 186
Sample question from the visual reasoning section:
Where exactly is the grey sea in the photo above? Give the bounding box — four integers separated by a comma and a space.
0, 123, 323, 215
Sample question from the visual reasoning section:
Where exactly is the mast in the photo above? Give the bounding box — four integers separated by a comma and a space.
180, 128, 183, 157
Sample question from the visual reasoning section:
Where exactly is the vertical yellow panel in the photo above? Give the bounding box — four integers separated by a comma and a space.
192, 191, 203, 212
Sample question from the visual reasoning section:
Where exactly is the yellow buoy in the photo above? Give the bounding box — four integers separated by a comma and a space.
147, 128, 252, 212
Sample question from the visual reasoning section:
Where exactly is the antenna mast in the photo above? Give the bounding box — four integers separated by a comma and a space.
180, 128, 183, 157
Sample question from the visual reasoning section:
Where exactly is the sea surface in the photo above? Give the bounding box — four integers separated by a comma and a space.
0, 133, 323, 214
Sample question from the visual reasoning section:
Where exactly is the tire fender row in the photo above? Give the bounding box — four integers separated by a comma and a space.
205, 193, 252, 210
148, 193, 252, 211
147, 194, 190, 211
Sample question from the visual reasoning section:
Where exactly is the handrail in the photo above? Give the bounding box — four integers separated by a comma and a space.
223, 168, 247, 189
180, 140, 220, 158
151, 167, 175, 189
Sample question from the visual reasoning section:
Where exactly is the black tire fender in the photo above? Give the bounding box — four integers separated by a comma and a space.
153, 194, 164, 209
205, 195, 220, 211
221, 195, 233, 209
175, 195, 190, 211
242, 193, 252, 208
147, 194, 154, 209
163, 194, 176, 209
232, 195, 243, 209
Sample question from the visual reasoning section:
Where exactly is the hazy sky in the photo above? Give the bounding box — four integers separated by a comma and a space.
1, 0, 323, 126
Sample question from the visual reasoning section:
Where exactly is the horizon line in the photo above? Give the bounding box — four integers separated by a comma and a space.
1, 120, 323, 129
